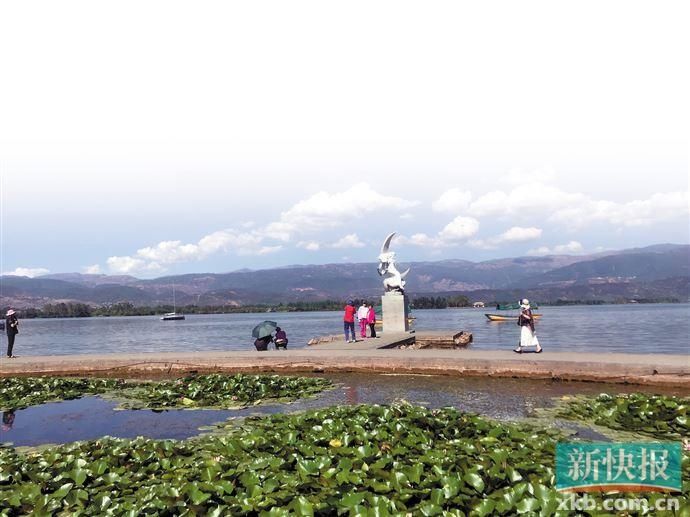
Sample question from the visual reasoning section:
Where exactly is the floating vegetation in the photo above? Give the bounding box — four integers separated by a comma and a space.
112, 374, 334, 410
0, 403, 566, 515
553, 393, 689, 440
0, 374, 333, 412
1, 402, 687, 514
0, 377, 121, 411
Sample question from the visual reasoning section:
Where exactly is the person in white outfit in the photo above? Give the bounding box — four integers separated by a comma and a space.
357, 302, 370, 338
514, 299, 542, 353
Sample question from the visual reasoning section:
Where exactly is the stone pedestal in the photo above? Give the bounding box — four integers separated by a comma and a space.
381, 292, 410, 333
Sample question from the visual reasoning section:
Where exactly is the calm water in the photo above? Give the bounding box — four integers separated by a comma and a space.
2, 303, 689, 356
3, 373, 683, 447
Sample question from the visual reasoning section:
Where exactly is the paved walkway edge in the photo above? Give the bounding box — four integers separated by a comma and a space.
1, 350, 688, 388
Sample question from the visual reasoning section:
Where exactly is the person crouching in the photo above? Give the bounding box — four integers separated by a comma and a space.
274, 327, 288, 350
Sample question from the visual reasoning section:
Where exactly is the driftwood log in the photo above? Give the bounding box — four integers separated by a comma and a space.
307, 335, 343, 346
398, 331, 473, 350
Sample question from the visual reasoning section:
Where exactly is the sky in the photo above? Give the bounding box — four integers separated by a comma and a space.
0, 1, 688, 278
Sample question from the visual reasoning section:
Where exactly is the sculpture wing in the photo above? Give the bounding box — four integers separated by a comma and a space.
400, 268, 410, 279
381, 232, 396, 254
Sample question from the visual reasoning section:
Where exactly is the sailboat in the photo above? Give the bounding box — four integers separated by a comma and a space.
161, 283, 185, 320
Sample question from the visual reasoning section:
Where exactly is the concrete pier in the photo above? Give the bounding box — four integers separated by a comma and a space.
0, 344, 688, 388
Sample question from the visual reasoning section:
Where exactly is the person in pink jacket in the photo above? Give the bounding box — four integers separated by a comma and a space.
366, 303, 377, 338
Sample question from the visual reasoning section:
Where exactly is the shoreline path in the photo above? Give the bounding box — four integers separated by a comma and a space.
1, 332, 687, 388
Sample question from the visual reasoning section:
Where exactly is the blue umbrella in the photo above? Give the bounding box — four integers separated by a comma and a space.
252, 320, 278, 339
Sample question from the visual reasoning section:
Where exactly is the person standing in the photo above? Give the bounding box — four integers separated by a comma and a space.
514, 299, 542, 353
367, 303, 377, 338
343, 300, 357, 343
357, 301, 369, 339
5, 309, 19, 358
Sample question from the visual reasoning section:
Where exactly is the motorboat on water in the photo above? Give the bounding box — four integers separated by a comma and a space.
485, 301, 541, 322
161, 312, 185, 321
485, 313, 541, 322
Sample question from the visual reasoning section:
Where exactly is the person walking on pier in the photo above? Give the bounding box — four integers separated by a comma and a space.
5, 309, 19, 358
514, 299, 542, 353
343, 300, 357, 343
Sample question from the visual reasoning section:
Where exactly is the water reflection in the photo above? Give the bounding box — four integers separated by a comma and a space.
2, 409, 15, 431
345, 386, 358, 405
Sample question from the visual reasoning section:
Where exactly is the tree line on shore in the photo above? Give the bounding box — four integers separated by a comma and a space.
8, 295, 680, 319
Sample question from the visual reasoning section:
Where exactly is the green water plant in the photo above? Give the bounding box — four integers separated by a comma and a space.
0, 403, 565, 515
553, 393, 688, 440
2, 402, 687, 515
112, 374, 334, 410
0, 377, 121, 411
0, 374, 333, 412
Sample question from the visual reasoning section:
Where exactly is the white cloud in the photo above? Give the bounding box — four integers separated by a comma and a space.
438, 216, 480, 242
106, 229, 272, 274
470, 182, 584, 217
262, 183, 418, 240
550, 191, 690, 228
399, 216, 480, 248
83, 264, 101, 274
297, 241, 320, 251
2, 267, 50, 278
466, 180, 689, 231
331, 234, 366, 249
469, 226, 542, 250
499, 226, 543, 242
251, 246, 283, 256
97, 177, 689, 276
399, 233, 444, 248
399, 213, 415, 220
260, 221, 294, 242
466, 239, 494, 250
528, 241, 584, 256
106, 256, 161, 275
432, 188, 472, 214
101, 184, 415, 275
136, 240, 203, 264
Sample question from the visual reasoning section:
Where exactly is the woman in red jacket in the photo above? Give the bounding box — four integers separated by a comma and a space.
343, 300, 357, 343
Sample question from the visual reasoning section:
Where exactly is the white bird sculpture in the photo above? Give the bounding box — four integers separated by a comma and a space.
377, 232, 410, 293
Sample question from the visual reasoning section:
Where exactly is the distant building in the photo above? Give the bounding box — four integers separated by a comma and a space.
472, 301, 485, 308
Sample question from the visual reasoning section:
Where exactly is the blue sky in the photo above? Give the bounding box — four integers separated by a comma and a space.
0, 1, 688, 278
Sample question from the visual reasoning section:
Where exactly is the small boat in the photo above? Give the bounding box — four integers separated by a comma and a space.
161, 312, 185, 321
485, 301, 541, 322
485, 313, 541, 322
161, 283, 185, 321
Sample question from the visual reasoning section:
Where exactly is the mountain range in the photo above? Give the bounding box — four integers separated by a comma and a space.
1, 244, 688, 308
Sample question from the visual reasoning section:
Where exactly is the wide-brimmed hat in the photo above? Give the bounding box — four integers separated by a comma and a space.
6, 309, 15, 316
520, 298, 530, 308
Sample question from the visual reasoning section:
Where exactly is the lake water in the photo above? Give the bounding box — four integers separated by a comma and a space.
2, 303, 689, 356
3, 373, 683, 447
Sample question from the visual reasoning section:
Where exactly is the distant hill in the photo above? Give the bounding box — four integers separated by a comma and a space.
508, 247, 690, 288
1, 244, 688, 308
